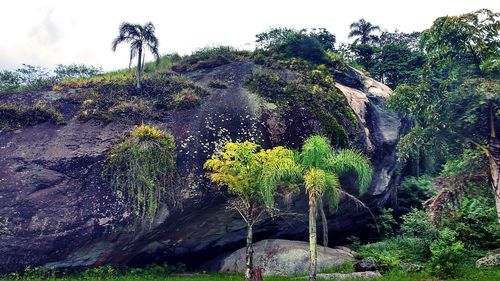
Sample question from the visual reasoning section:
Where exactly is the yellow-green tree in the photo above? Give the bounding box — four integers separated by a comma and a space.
296, 135, 372, 281
204, 142, 300, 281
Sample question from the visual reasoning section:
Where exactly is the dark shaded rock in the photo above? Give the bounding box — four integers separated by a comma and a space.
354, 257, 378, 271
205, 239, 355, 276
0, 61, 403, 273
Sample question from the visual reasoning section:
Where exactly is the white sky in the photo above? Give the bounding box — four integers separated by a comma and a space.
1, 0, 498, 71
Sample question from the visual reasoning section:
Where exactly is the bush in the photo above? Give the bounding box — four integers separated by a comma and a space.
443, 197, 500, 249
0, 103, 63, 130
172, 46, 247, 72
430, 228, 465, 278
105, 124, 176, 225
397, 176, 435, 215
374, 208, 397, 239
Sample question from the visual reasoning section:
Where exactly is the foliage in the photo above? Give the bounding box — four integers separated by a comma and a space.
441, 196, 500, 249
400, 209, 439, 256
244, 67, 356, 147
105, 124, 176, 225
204, 141, 299, 210
397, 176, 435, 215
373, 43, 426, 88
256, 27, 336, 52
350, 44, 379, 72
172, 46, 248, 73
255, 28, 335, 63
374, 208, 397, 239
421, 9, 499, 75
295, 135, 372, 280
0, 103, 63, 131
0, 70, 21, 92
204, 141, 299, 281
72, 72, 208, 122
429, 228, 465, 278
54, 64, 103, 80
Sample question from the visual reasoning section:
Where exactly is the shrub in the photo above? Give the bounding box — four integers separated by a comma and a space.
244, 69, 353, 146
375, 208, 397, 239
443, 197, 500, 249
0, 103, 63, 130
172, 46, 247, 72
400, 208, 438, 247
107, 99, 157, 123
105, 124, 176, 225
430, 228, 465, 278
0, 70, 21, 92
168, 89, 201, 110
397, 176, 435, 215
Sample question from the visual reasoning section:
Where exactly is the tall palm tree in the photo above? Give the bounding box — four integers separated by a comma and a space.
112, 22, 160, 89
348, 19, 380, 45
297, 135, 372, 281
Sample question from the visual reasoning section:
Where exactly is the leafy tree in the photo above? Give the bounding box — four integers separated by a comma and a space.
379, 30, 421, 51
0, 70, 21, 92
204, 142, 299, 281
350, 44, 379, 72
256, 27, 336, 52
255, 27, 335, 63
54, 64, 102, 80
348, 19, 380, 45
295, 135, 372, 281
390, 9, 500, 226
421, 8, 499, 76
374, 43, 426, 88
112, 22, 160, 88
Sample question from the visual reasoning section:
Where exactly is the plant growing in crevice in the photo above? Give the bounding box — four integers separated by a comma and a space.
105, 124, 176, 225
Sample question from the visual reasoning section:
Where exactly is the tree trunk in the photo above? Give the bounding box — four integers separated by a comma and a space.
489, 137, 500, 226
245, 221, 254, 281
487, 103, 500, 226
136, 47, 142, 89
319, 198, 328, 249
309, 193, 317, 281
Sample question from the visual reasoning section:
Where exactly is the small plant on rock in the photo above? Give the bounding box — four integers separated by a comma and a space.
106, 124, 176, 226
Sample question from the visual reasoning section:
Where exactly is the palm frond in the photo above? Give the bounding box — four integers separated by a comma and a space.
299, 135, 334, 170
328, 149, 372, 193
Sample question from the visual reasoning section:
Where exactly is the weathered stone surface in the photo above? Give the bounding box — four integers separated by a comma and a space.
316, 271, 382, 280
0, 61, 403, 273
400, 263, 425, 272
476, 253, 500, 268
354, 257, 378, 271
207, 239, 355, 276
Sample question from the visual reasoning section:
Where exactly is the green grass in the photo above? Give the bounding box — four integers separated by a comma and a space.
3, 267, 500, 281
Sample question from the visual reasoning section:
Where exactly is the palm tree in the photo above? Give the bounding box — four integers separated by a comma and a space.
112, 22, 160, 88
348, 19, 380, 45
204, 142, 300, 281
297, 135, 372, 281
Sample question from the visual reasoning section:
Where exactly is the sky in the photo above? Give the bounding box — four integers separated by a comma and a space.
0, 0, 499, 71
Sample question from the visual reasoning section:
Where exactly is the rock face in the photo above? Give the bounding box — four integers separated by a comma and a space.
206, 239, 355, 276
0, 60, 403, 273
476, 253, 500, 268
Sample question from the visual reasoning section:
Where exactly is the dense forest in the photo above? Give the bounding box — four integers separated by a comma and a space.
0, 8, 499, 281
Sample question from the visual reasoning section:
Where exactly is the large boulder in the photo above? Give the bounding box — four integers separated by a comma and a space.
476, 253, 500, 268
207, 239, 355, 276
0, 60, 403, 272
